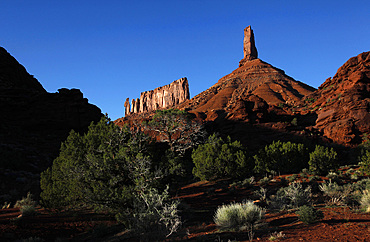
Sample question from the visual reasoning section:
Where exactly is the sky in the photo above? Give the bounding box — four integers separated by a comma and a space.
1, 1, 369, 120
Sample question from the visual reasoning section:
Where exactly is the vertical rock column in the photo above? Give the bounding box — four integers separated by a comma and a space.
239, 25, 258, 67
124, 98, 130, 116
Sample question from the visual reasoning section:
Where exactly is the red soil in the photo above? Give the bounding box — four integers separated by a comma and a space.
1, 178, 370, 241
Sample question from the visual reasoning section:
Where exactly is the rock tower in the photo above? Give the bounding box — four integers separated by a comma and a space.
239, 25, 258, 67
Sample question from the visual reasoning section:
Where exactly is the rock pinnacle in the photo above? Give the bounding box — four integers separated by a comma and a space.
239, 25, 258, 67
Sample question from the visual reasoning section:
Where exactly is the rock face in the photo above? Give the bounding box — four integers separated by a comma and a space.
125, 77, 190, 115
117, 26, 369, 149
299, 51, 370, 145
179, 26, 315, 115
0, 47, 103, 171
239, 25, 258, 67
118, 26, 317, 149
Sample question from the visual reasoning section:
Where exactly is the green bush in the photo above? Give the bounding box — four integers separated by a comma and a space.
359, 150, 370, 175
40, 116, 136, 209
254, 141, 309, 174
259, 177, 271, 186
20, 205, 37, 217
308, 145, 338, 175
214, 201, 264, 241
14, 192, 36, 208
287, 174, 298, 182
40, 116, 182, 238
296, 205, 324, 224
192, 134, 251, 180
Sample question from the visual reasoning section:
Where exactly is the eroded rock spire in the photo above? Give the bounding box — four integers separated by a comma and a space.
239, 25, 258, 67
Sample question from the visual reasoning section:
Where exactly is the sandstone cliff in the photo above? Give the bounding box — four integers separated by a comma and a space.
124, 77, 190, 115
299, 51, 370, 145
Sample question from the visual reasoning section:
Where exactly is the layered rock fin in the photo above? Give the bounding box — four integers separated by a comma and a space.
125, 77, 190, 116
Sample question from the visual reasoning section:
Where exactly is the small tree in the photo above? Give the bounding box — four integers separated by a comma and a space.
40, 115, 182, 239
359, 150, 370, 175
145, 109, 206, 154
254, 141, 309, 174
308, 145, 338, 175
192, 134, 251, 180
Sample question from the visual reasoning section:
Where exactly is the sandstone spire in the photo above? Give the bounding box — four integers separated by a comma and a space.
124, 98, 130, 116
239, 25, 258, 67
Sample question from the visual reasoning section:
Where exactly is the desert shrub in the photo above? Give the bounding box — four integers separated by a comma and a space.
282, 182, 312, 208
269, 231, 285, 241
270, 182, 311, 210
128, 186, 181, 239
192, 134, 251, 180
300, 172, 308, 179
40, 116, 181, 238
326, 172, 339, 180
319, 181, 352, 206
259, 177, 270, 186
353, 178, 370, 191
40, 116, 137, 209
360, 190, 370, 213
309, 145, 338, 175
14, 192, 36, 208
296, 205, 324, 224
254, 141, 309, 174
291, 118, 298, 126
287, 174, 298, 182
231, 177, 255, 189
214, 201, 264, 241
20, 205, 37, 217
268, 182, 312, 211
254, 187, 268, 203
359, 150, 370, 175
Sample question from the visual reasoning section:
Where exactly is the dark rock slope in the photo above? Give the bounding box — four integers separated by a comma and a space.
0, 47, 102, 172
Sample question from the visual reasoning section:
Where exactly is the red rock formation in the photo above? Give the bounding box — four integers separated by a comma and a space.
239, 25, 258, 67
117, 26, 369, 149
179, 26, 315, 118
299, 51, 370, 145
124, 98, 130, 116
119, 26, 317, 149
125, 77, 190, 115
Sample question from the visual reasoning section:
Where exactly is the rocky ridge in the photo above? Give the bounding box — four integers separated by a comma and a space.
117, 26, 370, 148
124, 77, 190, 116
0, 47, 103, 172
178, 26, 315, 120
298, 51, 370, 145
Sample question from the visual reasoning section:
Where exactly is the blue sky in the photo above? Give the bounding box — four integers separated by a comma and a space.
1, 1, 369, 120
